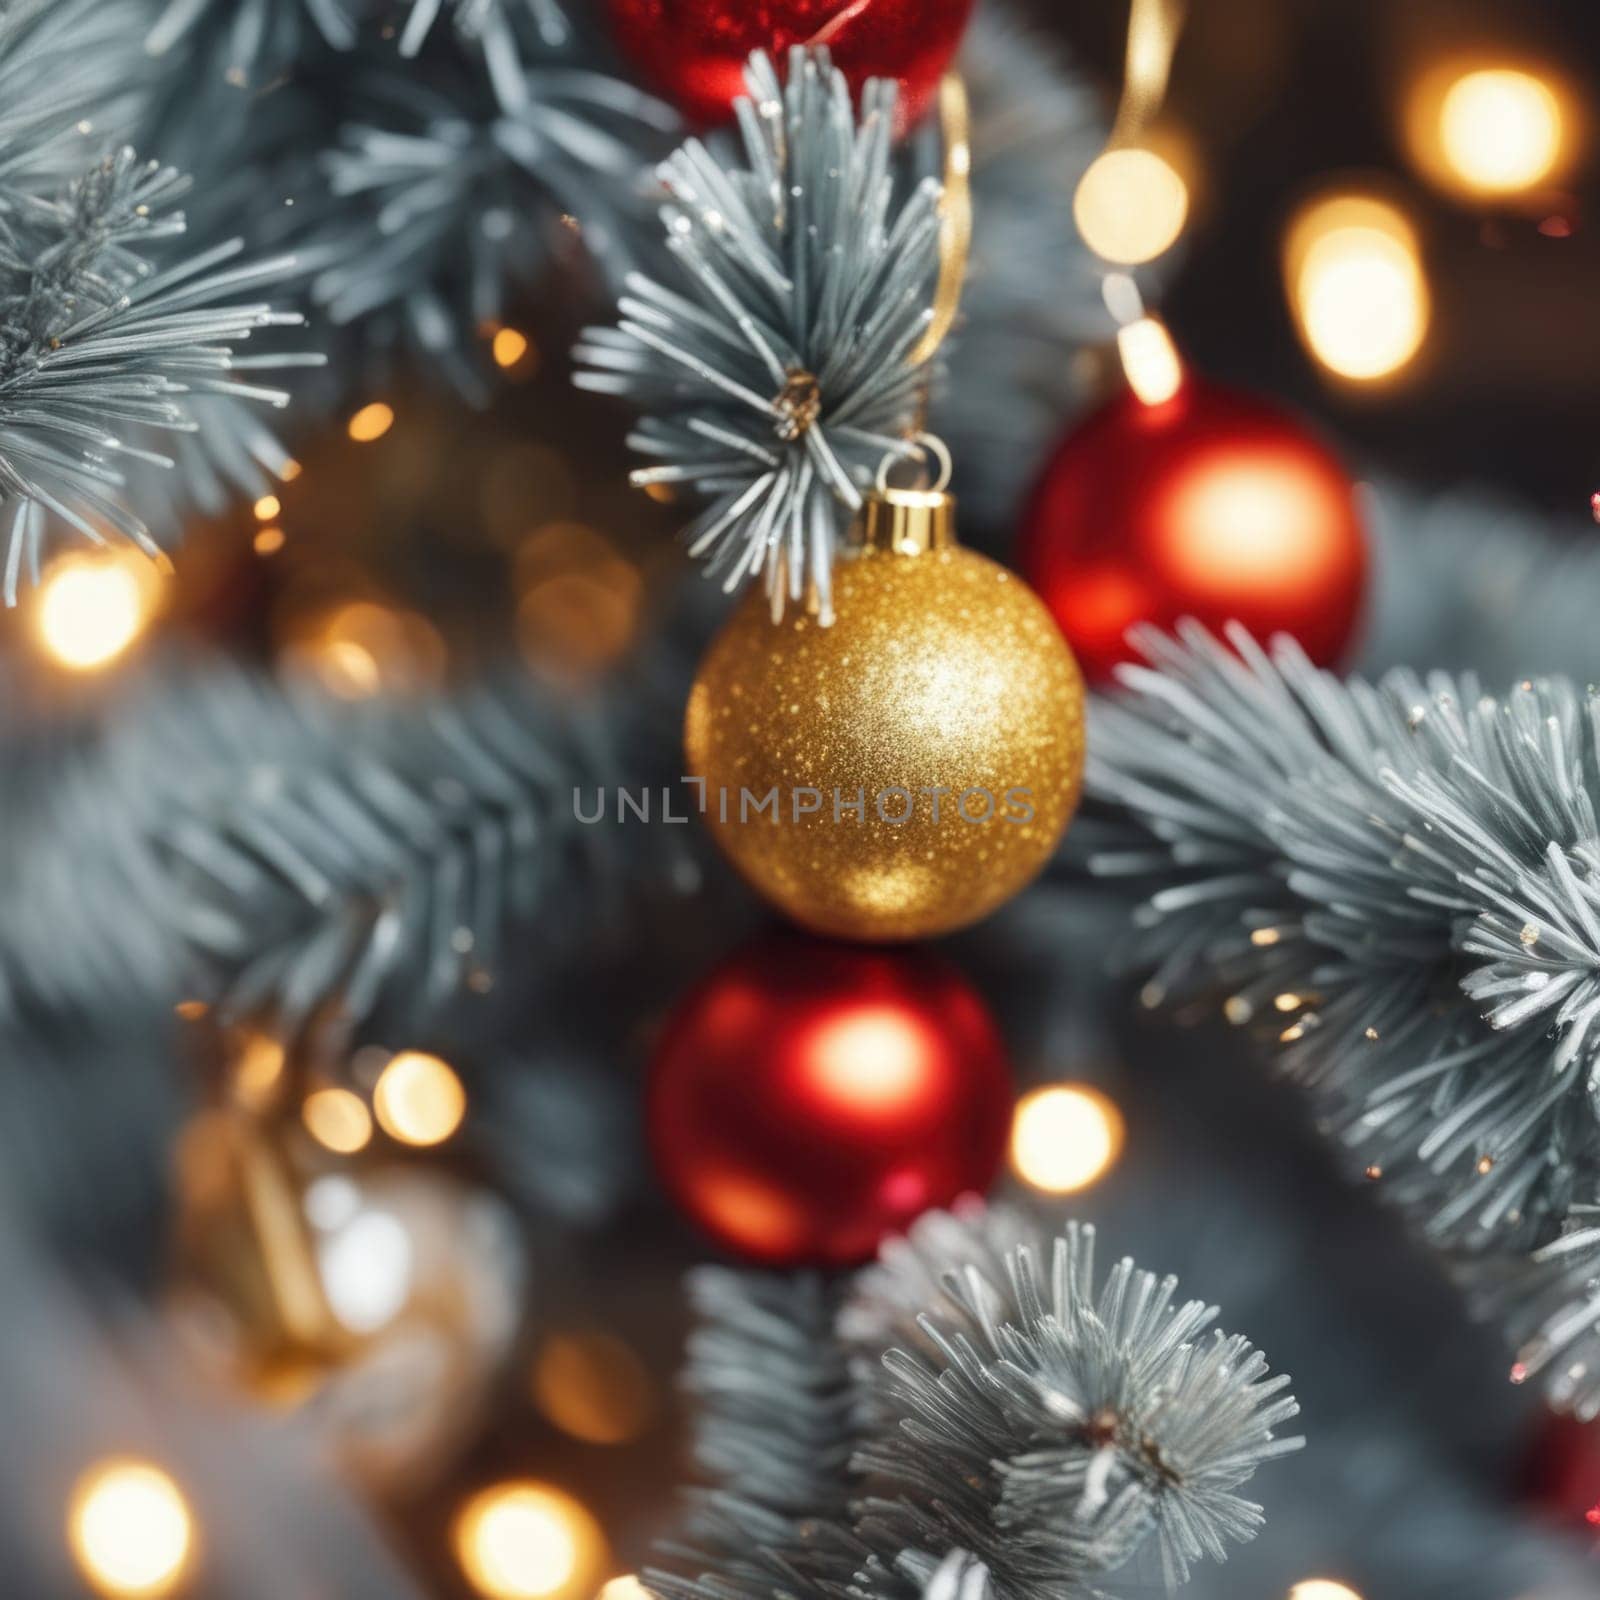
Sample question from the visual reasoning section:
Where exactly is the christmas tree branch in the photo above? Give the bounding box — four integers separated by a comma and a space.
652, 1204, 1299, 1600
575, 47, 942, 623
0, 143, 313, 592
1089, 621, 1600, 1408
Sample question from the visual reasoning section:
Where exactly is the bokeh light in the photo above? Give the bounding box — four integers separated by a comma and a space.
598, 1579, 652, 1600
1074, 147, 1189, 265
34, 550, 163, 672
1117, 316, 1185, 406
533, 1331, 655, 1445
491, 327, 536, 372
516, 522, 642, 681
1284, 194, 1429, 382
373, 1050, 467, 1147
1288, 1583, 1363, 1600
253, 495, 281, 521
1441, 69, 1562, 193
232, 1033, 286, 1112
1406, 60, 1573, 200
1010, 1084, 1125, 1195
68, 1459, 195, 1598
347, 402, 395, 443
453, 1482, 607, 1600
301, 1087, 373, 1155
286, 600, 447, 699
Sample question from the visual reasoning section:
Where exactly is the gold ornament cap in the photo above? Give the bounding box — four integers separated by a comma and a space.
856, 435, 956, 555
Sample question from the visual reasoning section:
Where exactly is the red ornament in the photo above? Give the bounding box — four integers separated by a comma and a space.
602, 0, 976, 131
648, 933, 1013, 1266
1019, 379, 1368, 684
1526, 1411, 1600, 1541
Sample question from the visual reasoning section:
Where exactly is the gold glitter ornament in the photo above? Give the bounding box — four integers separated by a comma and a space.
683, 453, 1086, 941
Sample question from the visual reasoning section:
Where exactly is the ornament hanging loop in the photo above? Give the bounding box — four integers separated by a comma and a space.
908, 71, 972, 369
859, 433, 956, 554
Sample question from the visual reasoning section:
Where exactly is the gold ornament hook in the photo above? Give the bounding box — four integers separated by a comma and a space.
859, 434, 956, 554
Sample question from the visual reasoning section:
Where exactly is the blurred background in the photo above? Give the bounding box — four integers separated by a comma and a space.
10, 3, 1600, 1600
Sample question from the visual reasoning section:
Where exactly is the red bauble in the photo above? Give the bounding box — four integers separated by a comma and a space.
1019, 379, 1368, 684
648, 933, 1013, 1266
1526, 1412, 1600, 1537
603, 0, 976, 131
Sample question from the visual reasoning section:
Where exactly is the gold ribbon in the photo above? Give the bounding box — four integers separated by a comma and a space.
910, 71, 973, 368
1110, 0, 1188, 147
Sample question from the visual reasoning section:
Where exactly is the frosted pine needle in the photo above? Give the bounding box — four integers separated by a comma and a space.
653, 1204, 1299, 1600
575, 48, 943, 622
0, 146, 314, 598
1089, 621, 1600, 1407
850, 1210, 1302, 1596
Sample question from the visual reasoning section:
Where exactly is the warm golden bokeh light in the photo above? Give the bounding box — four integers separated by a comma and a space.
515, 522, 642, 681
1288, 1583, 1363, 1600
1284, 194, 1429, 382
35, 551, 162, 672
1406, 59, 1576, 201
302, 1087, 374, 1154
232, 1033, 286, 1112
253, 495, 281, 520
253, 526, 286, 556
1074, 147, 1189, 265
1117, 315, 1185, 406
533, 1331, 656, 1445
598, 1579, 652, 1600
453, 1483, 607, 1600
373, 1051, 467, 1147
347, 402, 395, 443
287, 600, 447, 699
1010, 1084, 1125, 1195
492, 327, 533, 369
68, 1459, 195, 1598
1438, 69, 1563, 194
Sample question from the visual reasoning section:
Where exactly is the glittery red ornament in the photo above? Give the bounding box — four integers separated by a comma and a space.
648, 933, 1013, 1266
1019, 379, 1368, 684
1526, 1411, 1600, 1539
602, 0, 976, 131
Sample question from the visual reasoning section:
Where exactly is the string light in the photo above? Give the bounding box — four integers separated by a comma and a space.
347, 402, 395, 443
492, 327, 534, 370
598, 1580, 652, 1600
1441, 69, 1563, 193
301, 1087, 373, 1154
1010, 1084, 1125, 1195
373, 1050, 467, 1146
1117, 315, 1185, 405
1288, 1583, 1363, 1600
68, 1459, 195, 1598
453, 1482, 607, 1600
287, 601, 447, 699
533, 1332, 655, 1445
1074, 147, 1189, 265
1407, 62, 1571, 199
1284, 193, 1430, 382
34, 551, 163, 672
